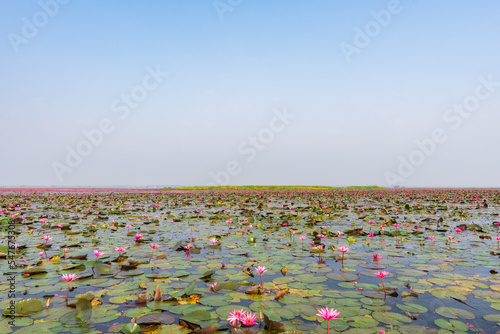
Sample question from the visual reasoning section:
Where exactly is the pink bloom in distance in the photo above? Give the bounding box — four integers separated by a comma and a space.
375, 271, 389, 278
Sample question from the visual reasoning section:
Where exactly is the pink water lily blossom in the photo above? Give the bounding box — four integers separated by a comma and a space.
92, 249, 104, 269
375, 271, 389, 294
226, 309, 258, 327
62, 274, 78, 301
255, 266, 267, 288
149, 243, 160, 262
316, 307, 340, 334
239, 311, 258, 326
338, 246, 349, 266
373, 253, 382, 260
375, 271, 389, 278
255, 266, 267, 274
227, 309, 246, 326
93, 249, 104, 257
338, 246, 349, 253
210, 237, 218, 254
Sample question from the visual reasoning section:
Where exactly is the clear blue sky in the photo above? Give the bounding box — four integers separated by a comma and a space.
1, 0, 499, 187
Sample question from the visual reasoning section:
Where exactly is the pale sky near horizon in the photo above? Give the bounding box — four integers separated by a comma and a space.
1, 1, 499, 188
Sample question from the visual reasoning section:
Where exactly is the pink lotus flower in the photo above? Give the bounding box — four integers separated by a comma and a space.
210, 237, 218, 255
375, 271, 389, 294
92, 249, 104, 269
93, 249, 104, 257
62, 273, 78, 301
149, 243, 160, 262
239, 311, 258, 326
338, 246, 349, 253
336, 231, 342, 245
184, 244, 191, 250
375, 271, 389, 278
43, 235, 52, 242
227, 309, 245, 326
58, 224, 63, 229
338, 246, 349, 266
209, 282, 217, 291
368, 232, 374, 237
134, 233, 142, 240
316, 307, 340, 334
255, 266, 267, 288
115, 247, 126, 253
373, 253, 382, 260
62, 273, 78, 282
255, 266, 267, 274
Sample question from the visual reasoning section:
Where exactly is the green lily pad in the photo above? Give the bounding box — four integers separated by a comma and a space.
372, 311, 412, 325
434, 306, 475, 320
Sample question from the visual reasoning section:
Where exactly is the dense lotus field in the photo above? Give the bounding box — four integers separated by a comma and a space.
1, 188, 500, 334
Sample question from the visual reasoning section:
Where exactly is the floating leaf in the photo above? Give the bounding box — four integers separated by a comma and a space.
434, 306, 475, 320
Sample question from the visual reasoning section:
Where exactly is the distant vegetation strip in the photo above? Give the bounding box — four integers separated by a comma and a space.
171, 185, 383, 190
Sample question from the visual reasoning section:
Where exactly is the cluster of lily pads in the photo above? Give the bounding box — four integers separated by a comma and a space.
0, 187, 499, 334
